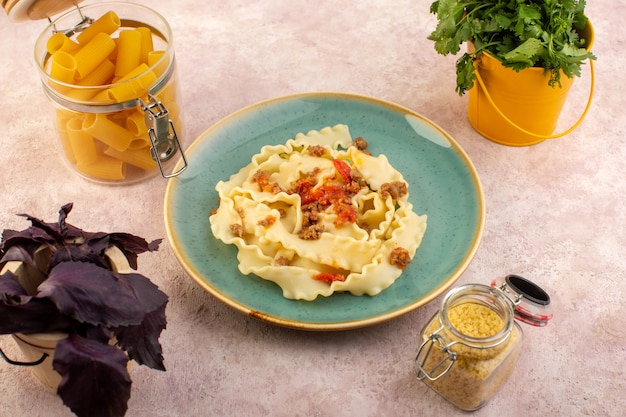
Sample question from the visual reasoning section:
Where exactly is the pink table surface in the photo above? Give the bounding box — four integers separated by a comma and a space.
0, 1, 624, 416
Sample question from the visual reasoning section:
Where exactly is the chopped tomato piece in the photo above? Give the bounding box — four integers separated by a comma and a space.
314, 272, 346, 284
333, 201, 357, 225
332, 158, 352, 183
312, 184, 347, 205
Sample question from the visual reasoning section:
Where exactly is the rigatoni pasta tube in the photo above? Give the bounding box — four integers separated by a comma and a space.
106, 63, 157, 101
104, 146, 157, 171
63, 59, 115, 101
76, 10, 120, 44
115, 30, 142, 78
76, 59, 115, 86
147, 50, 168, 77
125, 109, 148, 137
90, 89, 114, 104
82, 114, 134, 152
76, 156, 126, 181
128, 137, 152, 150
137, 27, 154, 64
50, 51, 76, 84
73, 32, 116, 80
55, 113, 76, 164
46, 32, 79, 54
66, 117, 99, 166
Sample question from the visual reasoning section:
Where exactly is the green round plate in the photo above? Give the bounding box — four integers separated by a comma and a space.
164, 92, 484, 330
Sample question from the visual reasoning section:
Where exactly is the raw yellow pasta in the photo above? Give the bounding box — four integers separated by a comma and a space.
73, 32, 116, 80
54, 108, 75, 133
50, 51, 76, 84
76, 156, 126, 181
125, 109, 149, 137
42, 9, 180, 182
147, 50, 165, 65
66, 117, 99, 166
63, 59, 115, 101
136, 27, 154, 64
82, 114, 133, 152
115, 30, 142, 78
104, 146, 157, 171
46, 32, 79, 54
106, 63, 157, 102
90, 89, 114, 103
76, 10, 120, 44
128, 137, 152, 150
76, 59, 115, 87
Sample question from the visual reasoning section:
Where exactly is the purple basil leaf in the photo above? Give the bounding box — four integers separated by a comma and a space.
114, 273, 168, 370
0, 272, 73, 334
108, 233, 161, 269
56, 202, 73, 234
15, 202, 74, 242
82, 233, 111, 255
84, 325, 112, 344
2, 224, 55, 243
115, 303, 167, 371
0, 270, 30, 302
38, 262, 145, 327
119, 272, 169, 314
109, 233, 162, 254
82, 233, 161, 270
2, 204, 80, 256
53, 334, 131, 417
0, 228, 55, 260
0, 245, 40, 269
48, 244, 108, 270
17, 215, 63, 242
0, 298, 74, 334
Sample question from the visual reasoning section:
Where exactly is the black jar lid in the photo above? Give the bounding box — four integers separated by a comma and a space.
491, 274, 553, 327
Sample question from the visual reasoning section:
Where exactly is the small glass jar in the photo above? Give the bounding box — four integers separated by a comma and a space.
32, 1, 187, 183
415, 275, 552, 411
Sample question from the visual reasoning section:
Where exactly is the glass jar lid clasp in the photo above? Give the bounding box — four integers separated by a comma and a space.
141, 95, 188, 178
49, 3, 92, 36
415, 326, 457, 381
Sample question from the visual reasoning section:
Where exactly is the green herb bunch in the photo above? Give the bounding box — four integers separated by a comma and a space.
428, 0, 596, 95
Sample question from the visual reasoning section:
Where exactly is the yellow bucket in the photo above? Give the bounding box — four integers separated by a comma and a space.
467, 21, 595, 146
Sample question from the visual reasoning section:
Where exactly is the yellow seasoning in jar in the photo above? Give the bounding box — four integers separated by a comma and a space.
416, 276, 552, 411
448, 303, 504, 338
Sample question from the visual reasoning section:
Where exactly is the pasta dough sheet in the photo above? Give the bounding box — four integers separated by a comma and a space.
209, 124, 427, 300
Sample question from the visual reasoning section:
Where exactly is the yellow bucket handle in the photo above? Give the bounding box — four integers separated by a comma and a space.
473, 60, 595, 140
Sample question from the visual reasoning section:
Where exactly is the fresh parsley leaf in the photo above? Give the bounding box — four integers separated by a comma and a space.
501, 38, 544, 65
428, 0, 596, 95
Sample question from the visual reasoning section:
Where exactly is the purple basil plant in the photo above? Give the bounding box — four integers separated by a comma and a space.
0, 203, 168, 417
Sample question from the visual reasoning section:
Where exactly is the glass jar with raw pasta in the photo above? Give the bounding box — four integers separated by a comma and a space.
27, 1, 187, 183
415, 275, 552, 411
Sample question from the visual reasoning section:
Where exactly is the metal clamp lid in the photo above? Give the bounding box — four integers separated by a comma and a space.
491, 274, 553, 327
415, 331, 457, 381
140, 95, 188, 178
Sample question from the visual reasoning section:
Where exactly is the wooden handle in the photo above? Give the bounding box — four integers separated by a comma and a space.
27, 0, 83, 20
2, 0, 84, 20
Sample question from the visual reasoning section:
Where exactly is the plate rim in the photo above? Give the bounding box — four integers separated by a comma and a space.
164, 91, 485, 331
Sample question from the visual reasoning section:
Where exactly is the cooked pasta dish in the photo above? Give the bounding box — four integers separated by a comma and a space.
209, 124, 427, 300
